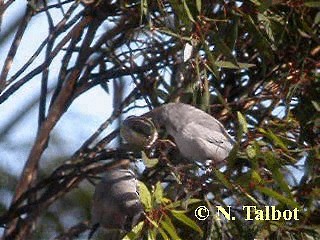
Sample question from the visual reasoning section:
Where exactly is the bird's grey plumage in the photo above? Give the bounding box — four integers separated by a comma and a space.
90, 167, 144, 239
143, 103, 235, 165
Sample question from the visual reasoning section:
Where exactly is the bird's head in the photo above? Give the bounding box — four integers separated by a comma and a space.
121, 116, 158, 149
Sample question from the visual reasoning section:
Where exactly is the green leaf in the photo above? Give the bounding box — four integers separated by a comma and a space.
165, 198, 201, 209
142, 151, 159, 168
168, 0, 191, 26
246, 145, 256, 159
211, 34, 238, 65
146, 214, 159, 228
314, 12, 320, 25
123, 221, 144, 240
196, 61, 210, 110
311, 100, 320, 111
249, 0, 274, 12
202, 39, 219, 78
167, 208, 187, 213
182, 0, 195, 23
242, 188, 259, 205
140, 0, 148, 24
215, 61, 255, 69
185, 198, 202, 205
226, 142, 239, 165
257, 13, 276, 46
237, 111, 248, 135
243, 14, 274, 61
249, 0, 261, 6
251, 170, 262, 184
263, 152, 291, 196
214, 169, 233, 189
147, 228, 157, 240
304, 1, 320, 7
246, 142, 260, 170
161, 216, 181, 240
153, 182, 164, 204
158, 227, 170, 240
256, 186, 299, 209
224, 16, 239, 50
157, 28, 190, 40
171, 210, 203, 236
196, 0, 201, 13
258, 128, 288, 152
138, 181, 152, 210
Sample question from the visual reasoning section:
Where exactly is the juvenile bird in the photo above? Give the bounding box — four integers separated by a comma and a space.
122, 103, 234, 166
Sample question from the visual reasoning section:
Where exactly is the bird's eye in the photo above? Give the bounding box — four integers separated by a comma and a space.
125, 117, 156, 136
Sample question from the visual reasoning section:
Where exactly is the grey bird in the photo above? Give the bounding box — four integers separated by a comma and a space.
90, 166, 144, 239
122, 103, 235, 166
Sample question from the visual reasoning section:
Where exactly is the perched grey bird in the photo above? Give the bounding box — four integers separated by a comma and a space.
122, 103, 235, 166
90, 166, 144, 239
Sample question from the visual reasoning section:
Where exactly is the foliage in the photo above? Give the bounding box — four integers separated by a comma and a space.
0, 0, 319, 239
124, 181, 202, 240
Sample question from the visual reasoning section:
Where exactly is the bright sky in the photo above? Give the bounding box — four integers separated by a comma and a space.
0, 2, 147, 175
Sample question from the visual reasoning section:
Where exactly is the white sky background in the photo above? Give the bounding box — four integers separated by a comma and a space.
0, 2, 147, 177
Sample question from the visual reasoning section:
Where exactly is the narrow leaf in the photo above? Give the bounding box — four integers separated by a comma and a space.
123, 221, 144, 240
263, 152, 291, 196
142, 151, 158, 168
243, 15, 274, 61
171, 210, 203, 236
304, 1, 320, 7
215, 60, 255, 69
147, 229, 157, 240
258, 128, 288, 152
138, 181, 152, 210
211, 35, 238, 65
182, 0, 195, 22
214, 169, 233, 189
256, 186, 299, 209
246, 145, 256, 159
196, 0, 201, 13
158, 227, 170, 240
154, 182, 164, 204
237, 112, 248, 134
161, 216, 181, 240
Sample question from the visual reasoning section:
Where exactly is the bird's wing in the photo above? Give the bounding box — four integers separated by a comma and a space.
183, 122, 234, 150
178, 121, 234, 162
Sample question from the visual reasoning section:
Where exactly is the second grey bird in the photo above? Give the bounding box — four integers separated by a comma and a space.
122, 103, 235, 166
90, 166, 144, 239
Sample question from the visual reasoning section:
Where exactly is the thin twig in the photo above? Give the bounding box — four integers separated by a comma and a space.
0, 2, 81, 104
38, 1, 55, 129
35, 0, 73, 14
4, 15, 94, 240
0, 5, 34, 92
